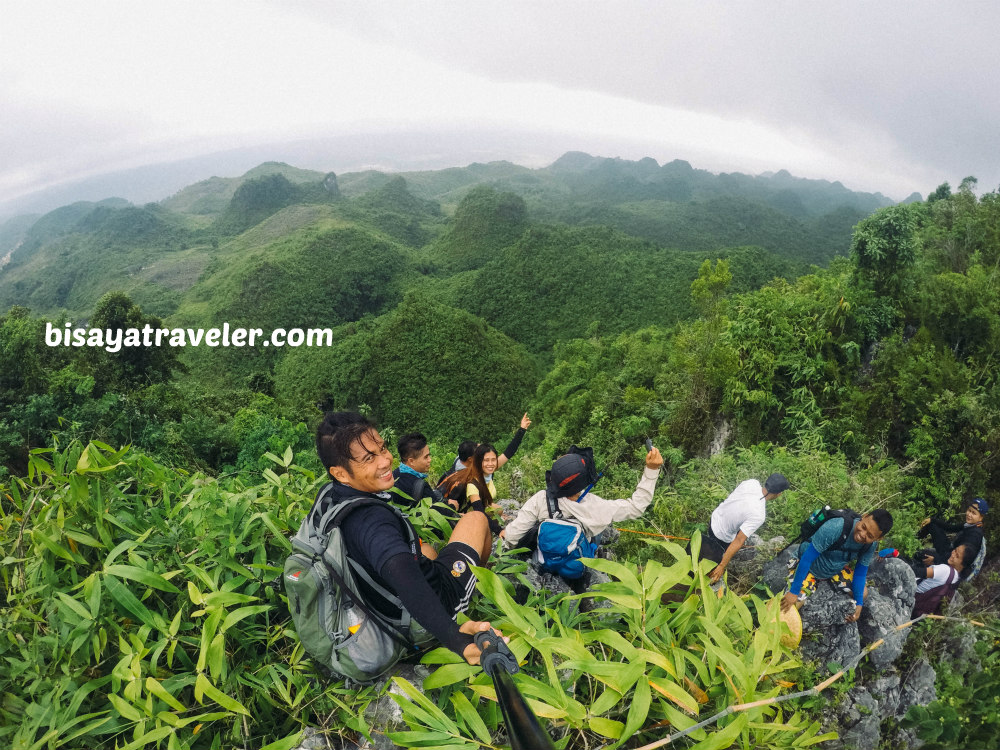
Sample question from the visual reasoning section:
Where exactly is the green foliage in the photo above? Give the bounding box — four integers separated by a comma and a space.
900, 624, 1000, 749
391, 549, 832, 749
850, 203, 921, 301
461, 224, 703, 353
431, 185, 528, 271
276, 292, 539, 443
0, 440, 362, 750
81, 292, 183, 394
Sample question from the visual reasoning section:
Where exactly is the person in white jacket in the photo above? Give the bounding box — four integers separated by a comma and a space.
501, 445, 663, 554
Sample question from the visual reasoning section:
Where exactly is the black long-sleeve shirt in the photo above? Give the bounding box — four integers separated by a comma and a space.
326, 481, 473, 655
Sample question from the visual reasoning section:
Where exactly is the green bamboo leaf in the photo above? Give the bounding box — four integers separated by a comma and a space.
590, 717, 624, 739
262, 452, 284, 466
207, 632, 225, 680
423, 663, 479, 689
104, 574, 159, 629
145, 677, 186, 712
168, 609, 183, 637
584, 629, 639, 661
590, 687, 623, 715
450, 691, 492, 745
282, 445, 294, 466
260, 731, 305, 750
65, 529, 103, 547
615, 668, 650, 749
659, 703, 707, 740
57, 592, 95, 621
263, 468, 282, 486
195, 672, 249, 715
686, 713, 747, 750
471, 566, 542, 634
118, 724, 174, 750
583, 557, 642, 590
87, 573, 102, 618
104, 564, 181, 594
649, 676, 700, 715
108, 693, 143, 721
385, 730, 469, 748
33, 529, 85, 563
220, 604, 273, 633
197, 608, 225, 672
389, 677, 457, 731
201, 591, 258, 607
420, 646, 466, 665
103, 539, 137, 568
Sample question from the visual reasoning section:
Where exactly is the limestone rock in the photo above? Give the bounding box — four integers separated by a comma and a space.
364, 663, 433, 733
761, 543, 797, 595
831, 686, 882, 750
798, 583, 861, 667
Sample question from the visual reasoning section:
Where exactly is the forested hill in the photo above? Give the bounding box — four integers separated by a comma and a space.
0, 152, 892, 325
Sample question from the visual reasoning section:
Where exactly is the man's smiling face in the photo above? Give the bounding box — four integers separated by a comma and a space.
337, 428, 394, 493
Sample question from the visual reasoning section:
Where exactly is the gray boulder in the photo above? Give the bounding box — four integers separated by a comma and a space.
798, 583, 861, 667
856, 558, 916, 670
832, 686, 882, 750
761, 542, 797, 595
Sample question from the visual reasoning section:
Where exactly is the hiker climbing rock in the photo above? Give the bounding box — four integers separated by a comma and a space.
696, 472, 789, 584
781, 509, 894, 623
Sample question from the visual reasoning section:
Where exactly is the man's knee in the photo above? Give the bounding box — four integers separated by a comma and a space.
450, 511, 492, 558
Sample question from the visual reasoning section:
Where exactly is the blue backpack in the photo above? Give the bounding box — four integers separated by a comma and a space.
532, 490, 598, 580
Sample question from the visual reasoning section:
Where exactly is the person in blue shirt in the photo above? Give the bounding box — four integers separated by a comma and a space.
780, 509, 894, 623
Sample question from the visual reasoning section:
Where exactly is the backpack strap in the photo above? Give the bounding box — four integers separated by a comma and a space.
308, 484, 422, 643
545, 488, 562, 520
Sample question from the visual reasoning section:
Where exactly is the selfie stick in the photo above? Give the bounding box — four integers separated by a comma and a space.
475, 629, 556, 750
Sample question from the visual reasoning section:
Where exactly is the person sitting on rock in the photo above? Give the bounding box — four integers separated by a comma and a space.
696, 473, 790, 584
916, 498, 987, 579
500, 444, 663, 588
780, 509, 894, 623
438, 444, 506, 535
437, 413, 532, 485
391, 432, 444, 507
912, 543, 977, 617
314, 411, 502, 665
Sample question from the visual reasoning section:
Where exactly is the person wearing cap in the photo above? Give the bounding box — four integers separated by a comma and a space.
500, 444, 664, 554
699, 473, 789, 584
916, 497, 987, 578
781, 509, 894, 623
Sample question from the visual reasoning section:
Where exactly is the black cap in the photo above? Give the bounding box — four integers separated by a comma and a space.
764, 473, 790, 494
548, 453, 593, 498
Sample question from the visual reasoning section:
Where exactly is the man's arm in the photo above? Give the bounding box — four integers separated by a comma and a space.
501, 492, 544, 548
781, 542, 821, 610
709, 530, 748, 584
845, 563, 869, 623
606, 448, 664, 522
495, 413, 530, 469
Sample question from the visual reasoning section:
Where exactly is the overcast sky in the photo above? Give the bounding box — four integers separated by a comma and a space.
3, 0, 998, 207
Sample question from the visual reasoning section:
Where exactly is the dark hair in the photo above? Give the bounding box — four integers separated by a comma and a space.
397, 432, 427, 463
870, 508, 894, 536
457, 440, 479, 462
316, 411, 378, 475
957, 544, 978, 569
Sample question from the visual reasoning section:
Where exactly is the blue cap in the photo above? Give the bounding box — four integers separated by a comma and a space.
971, 497, 989, 515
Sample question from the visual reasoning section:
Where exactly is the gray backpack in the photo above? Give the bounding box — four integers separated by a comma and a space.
283, 483, 434, 682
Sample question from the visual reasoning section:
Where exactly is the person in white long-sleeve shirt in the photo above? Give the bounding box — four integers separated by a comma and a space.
501, 446, 663, 551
